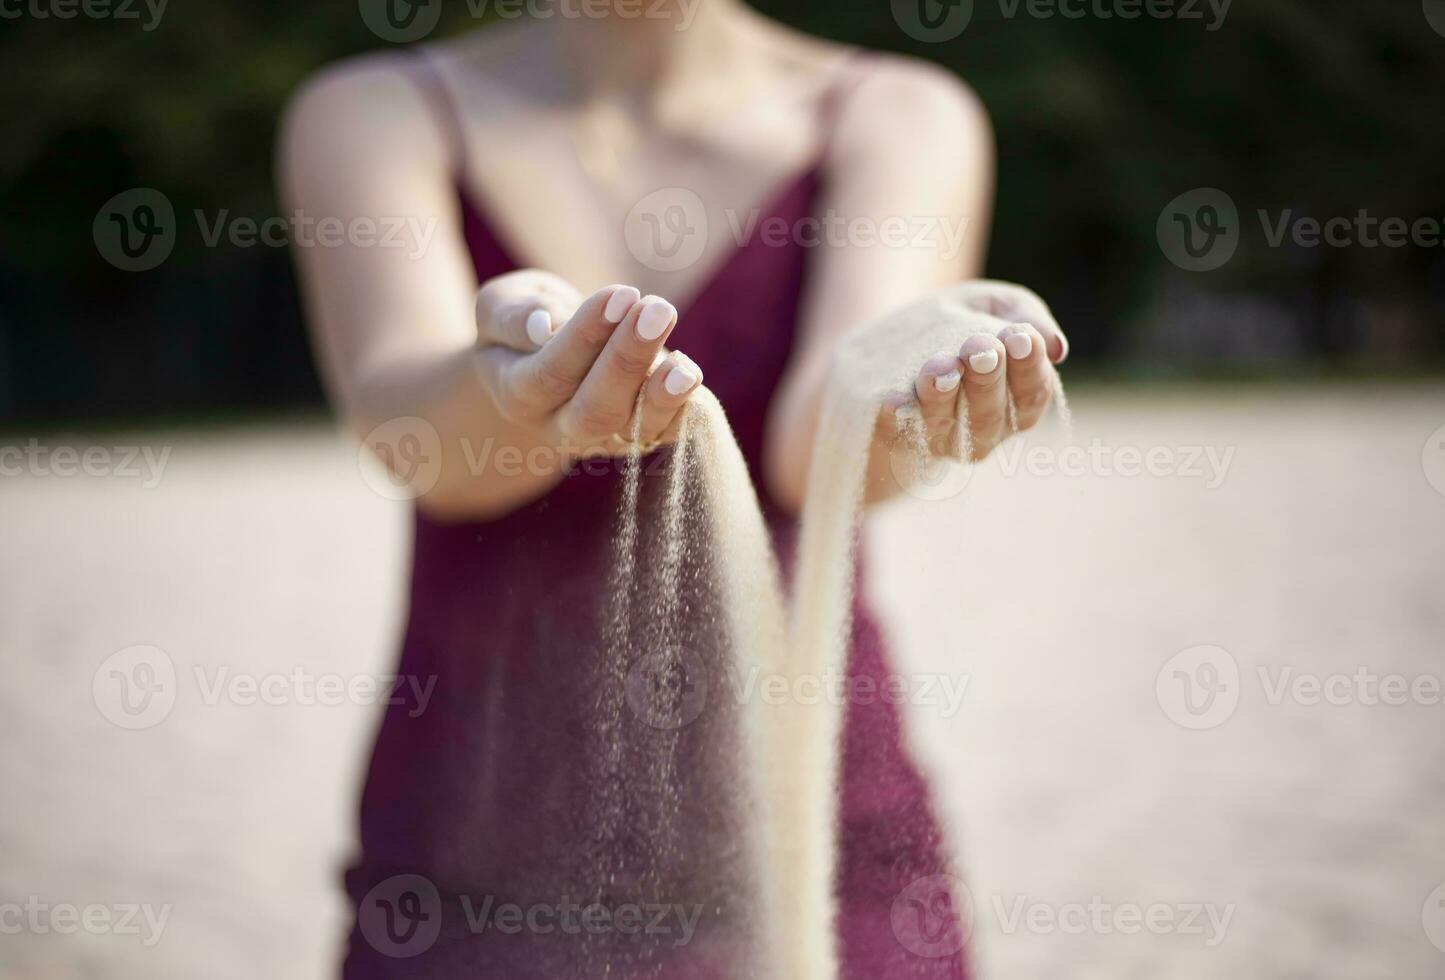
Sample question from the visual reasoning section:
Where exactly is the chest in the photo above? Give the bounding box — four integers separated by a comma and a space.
449, 93, 828, 309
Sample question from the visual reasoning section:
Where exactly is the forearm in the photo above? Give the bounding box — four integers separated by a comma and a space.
347, 345, 567, 521
762, 359, 907, 515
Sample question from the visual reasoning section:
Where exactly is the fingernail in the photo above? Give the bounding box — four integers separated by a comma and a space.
1003, 328, 1033, 360
934, 370, 961, 393
664, 361, 700, 396
604, 285, 641, 324
525, 309, 552, 347
968, 350, 999, 374
922, 353, 957, 375
636, 299, 675, 341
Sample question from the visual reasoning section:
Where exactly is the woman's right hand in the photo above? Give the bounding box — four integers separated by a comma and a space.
471, 271, 704, 459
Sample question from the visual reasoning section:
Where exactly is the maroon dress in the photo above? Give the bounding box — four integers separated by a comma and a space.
340, 55, 970, 980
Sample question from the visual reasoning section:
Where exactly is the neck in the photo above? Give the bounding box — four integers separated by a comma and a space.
549, 0, 750, 97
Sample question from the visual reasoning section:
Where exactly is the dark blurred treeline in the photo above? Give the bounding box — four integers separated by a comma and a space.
1, 0, 1442, 423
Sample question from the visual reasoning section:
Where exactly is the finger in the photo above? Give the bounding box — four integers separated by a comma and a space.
960, 281, 1070, 364
958, 333, 1008, 461
997, 323, 1054, 432
877, 390, 908, 441
558, 294, 679, 441
473, 270, 582, 351
498, 284, 642, 421
476, 293, 578, 351
913, 352, 963, 458
637, 352, 703, 444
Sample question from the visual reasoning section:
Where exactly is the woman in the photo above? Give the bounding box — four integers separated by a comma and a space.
280, 1, 1067, 976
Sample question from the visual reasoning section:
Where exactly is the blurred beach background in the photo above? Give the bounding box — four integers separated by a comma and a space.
2, 1, 1443, 977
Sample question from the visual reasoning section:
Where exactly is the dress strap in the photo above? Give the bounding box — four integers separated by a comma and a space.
815, 50, 875, 150
398, 51, 470, 176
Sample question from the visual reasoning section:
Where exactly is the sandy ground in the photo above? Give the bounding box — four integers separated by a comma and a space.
1, 385, 1443, 979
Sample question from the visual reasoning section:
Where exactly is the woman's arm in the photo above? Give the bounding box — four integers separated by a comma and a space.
278, 57, 700, 522
763, 57, 1066, 512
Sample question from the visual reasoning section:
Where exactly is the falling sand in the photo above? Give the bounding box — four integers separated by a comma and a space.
595, 283, 1069, 979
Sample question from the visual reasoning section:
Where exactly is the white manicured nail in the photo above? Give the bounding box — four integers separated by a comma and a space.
934, 370, 961, 393
636, 300, 675, 341
664, 362, 700, 396
968, 350, 999, 374
604, 285, 641, 324
1004, 330, 1033, 360
525, 309, 552, 347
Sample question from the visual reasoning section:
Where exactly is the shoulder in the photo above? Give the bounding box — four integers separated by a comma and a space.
277, 50, 449, 182
833, 53, 993, 164
277, 26, 539, 178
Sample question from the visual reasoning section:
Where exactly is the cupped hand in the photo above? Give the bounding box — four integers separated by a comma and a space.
471, 270, 703, 457
886, 280, 1068, 463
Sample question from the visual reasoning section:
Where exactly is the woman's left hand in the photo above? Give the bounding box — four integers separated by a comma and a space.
886, 281, 1069, 463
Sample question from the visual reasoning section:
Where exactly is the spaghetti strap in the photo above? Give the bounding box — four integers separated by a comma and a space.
816, 50, 875, 147
398, 51, 470, 176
